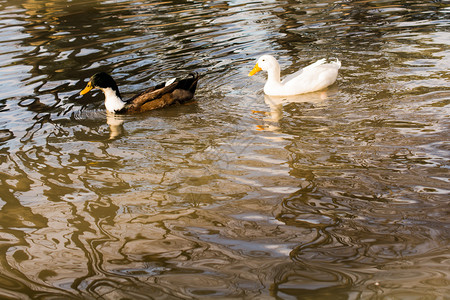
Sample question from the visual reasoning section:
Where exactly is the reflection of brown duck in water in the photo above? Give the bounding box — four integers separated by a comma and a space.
80, 72, 199, 113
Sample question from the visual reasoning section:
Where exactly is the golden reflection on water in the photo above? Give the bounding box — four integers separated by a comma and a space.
0, 0, 449, 298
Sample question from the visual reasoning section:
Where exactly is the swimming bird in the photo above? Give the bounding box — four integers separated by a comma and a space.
80, 72, 199, 113
248, 55, 341, 96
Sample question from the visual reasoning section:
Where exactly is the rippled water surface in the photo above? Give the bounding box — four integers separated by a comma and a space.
0, 0, 449, 298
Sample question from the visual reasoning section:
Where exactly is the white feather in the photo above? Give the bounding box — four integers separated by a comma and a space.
165, 77, 176, 86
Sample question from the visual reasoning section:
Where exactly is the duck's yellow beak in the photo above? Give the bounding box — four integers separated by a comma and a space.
248, 63, 262, 76
80, 81, 93, 95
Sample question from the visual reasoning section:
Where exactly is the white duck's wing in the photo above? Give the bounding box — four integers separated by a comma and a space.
281, 59, 341, 95
281, 58, 327, 84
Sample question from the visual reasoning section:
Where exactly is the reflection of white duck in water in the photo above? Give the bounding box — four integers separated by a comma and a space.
248, 54, 341, 96
262, 90, 335, 123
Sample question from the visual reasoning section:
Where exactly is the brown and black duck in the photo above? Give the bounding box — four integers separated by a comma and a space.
80, 72, 199, 113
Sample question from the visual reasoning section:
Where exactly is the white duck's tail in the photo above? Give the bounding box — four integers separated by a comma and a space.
334, 58, 341, 69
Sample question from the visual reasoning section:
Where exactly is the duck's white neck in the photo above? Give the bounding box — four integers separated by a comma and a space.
263, 63, 283, 95
102, 87, 126, 113
266, 63, 281, 84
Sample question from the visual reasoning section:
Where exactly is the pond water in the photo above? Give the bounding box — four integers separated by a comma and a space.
0, 0, 449, 299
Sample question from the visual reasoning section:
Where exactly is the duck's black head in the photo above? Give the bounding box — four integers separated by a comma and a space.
80, 72, 121, 98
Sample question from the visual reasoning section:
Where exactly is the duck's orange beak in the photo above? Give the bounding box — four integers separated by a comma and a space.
80, 81, 93, 95
248, 63, 262, 76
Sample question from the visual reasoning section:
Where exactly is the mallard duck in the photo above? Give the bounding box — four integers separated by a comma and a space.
248, 55, 341, 96
80, 72, 199, 113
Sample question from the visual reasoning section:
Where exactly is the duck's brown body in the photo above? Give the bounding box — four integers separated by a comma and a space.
80, 72, 199, 114
121, 73, 199, 113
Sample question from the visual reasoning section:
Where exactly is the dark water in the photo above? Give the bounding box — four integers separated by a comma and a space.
0, 0, 449, 299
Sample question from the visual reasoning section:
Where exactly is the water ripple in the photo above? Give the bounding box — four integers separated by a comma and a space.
0, 0, 448, 298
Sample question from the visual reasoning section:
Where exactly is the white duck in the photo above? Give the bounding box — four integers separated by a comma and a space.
248, 55, 341, 96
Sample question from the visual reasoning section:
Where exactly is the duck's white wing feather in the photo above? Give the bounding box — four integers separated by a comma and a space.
280, 60, 341, 95
281, 59, 327, 84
